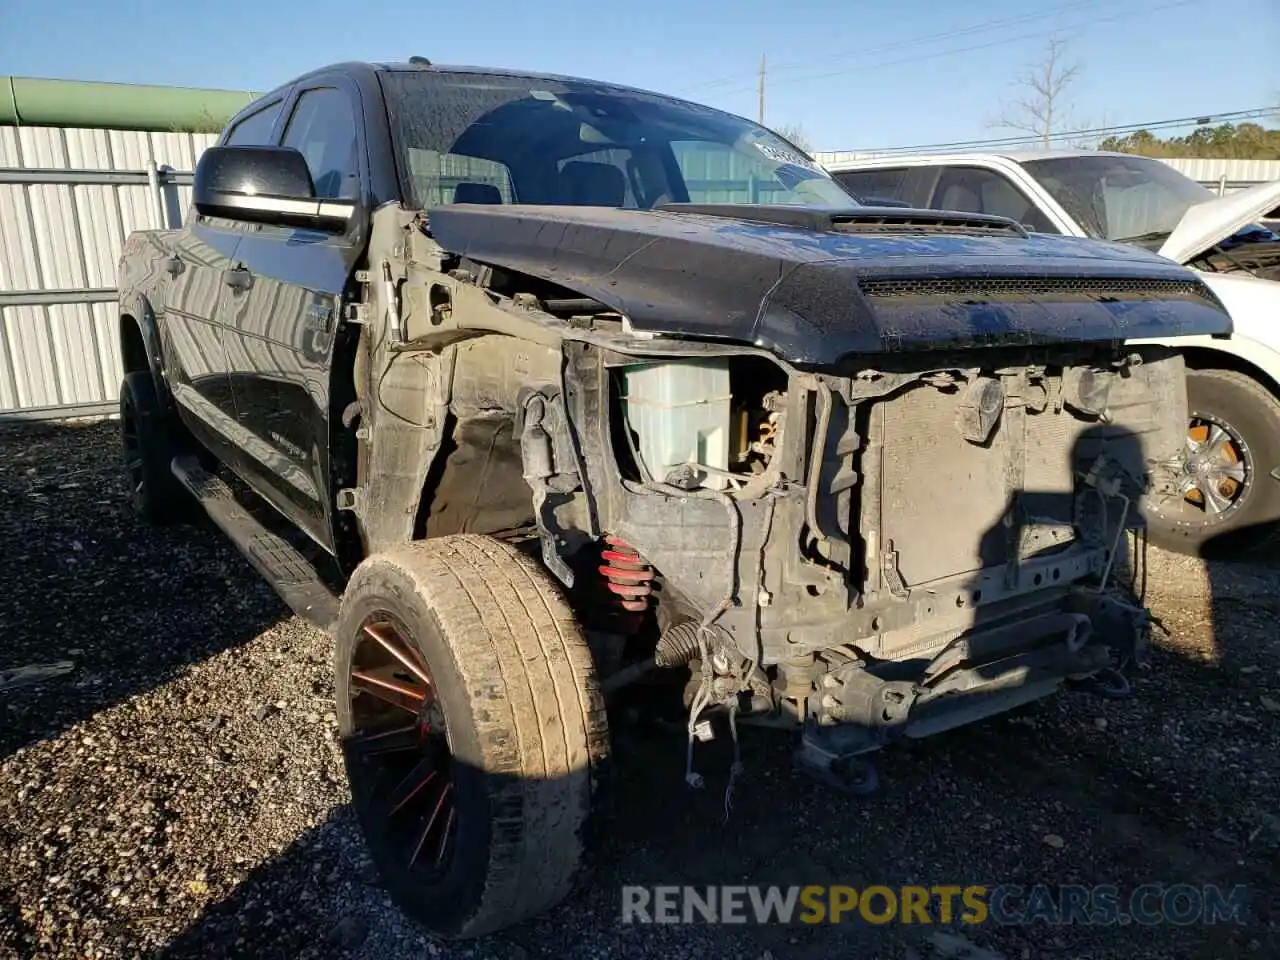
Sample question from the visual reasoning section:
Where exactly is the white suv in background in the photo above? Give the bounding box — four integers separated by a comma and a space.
826, 150, 1280, 558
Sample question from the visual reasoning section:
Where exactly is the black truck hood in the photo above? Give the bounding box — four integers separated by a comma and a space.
426, 203, 1233, 365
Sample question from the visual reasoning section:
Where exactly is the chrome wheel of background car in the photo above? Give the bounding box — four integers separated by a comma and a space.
1145, 368, 1280, 558
346, 615, 456, 876
1177, 414, 1250, 519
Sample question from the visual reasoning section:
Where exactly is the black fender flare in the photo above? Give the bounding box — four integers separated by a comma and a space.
119, 294, 173, 407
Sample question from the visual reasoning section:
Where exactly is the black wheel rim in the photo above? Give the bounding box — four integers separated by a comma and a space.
346, 615, 456, 877
121, 394, 145, 506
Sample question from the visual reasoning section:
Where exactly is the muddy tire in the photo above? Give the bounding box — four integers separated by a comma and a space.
1147, 368, 1280, 558
334, 534, 609, 939
119, 371, 192, 524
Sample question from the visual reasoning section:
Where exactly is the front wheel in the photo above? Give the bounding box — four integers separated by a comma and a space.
1146, 368, 1280, 558
334, 535, 609, 939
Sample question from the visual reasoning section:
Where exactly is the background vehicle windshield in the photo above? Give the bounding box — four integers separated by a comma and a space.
382, 71, 853, 210
1022, 154, 1216, 249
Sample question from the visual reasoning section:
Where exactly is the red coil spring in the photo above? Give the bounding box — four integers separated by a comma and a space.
598, 535, 654, 615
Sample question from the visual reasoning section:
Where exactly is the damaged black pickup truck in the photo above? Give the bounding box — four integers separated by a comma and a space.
115, 59, 1233, 938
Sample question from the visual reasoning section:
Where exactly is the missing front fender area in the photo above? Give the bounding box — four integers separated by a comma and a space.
395, 334, 596, 597
369, 327, 1181, 800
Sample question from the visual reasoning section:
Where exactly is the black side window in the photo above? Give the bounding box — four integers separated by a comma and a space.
281, 87, 360, 200
834, 168, 909, 202
930, 166, 1057, 233
224, 100, 282, 146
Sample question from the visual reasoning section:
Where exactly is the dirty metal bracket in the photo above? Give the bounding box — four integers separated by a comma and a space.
518, 391, 576, 587
380, 259, 406, 348
880, 539, 909, 599
336, 487, 363, 514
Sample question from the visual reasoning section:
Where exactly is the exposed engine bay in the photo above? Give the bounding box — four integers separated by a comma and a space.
590, 349, 1173, 688
349, 201, 1218, 795
373, 322, 1187, 792
1194, 235, 1280, 282
568, 343, 1179, 792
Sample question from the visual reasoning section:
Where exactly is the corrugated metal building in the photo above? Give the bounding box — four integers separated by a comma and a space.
0, 125, 217, 420
1157, 157, 1280, 193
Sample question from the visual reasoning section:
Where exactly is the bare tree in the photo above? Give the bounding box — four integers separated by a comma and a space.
993, 37, 1081, 149
773, 123, 814, 156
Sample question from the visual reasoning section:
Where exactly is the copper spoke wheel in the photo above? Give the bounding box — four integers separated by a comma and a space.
346, 616, 456, 876
335, 537, 608, 939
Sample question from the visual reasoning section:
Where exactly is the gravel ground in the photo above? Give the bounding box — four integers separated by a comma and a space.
0, 419, 1276, 960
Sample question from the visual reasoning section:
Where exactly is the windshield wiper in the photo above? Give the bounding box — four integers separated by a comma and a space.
1112, 230, 1171, 245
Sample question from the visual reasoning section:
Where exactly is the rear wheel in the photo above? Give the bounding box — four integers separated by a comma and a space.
119, 370, 192, 524
335, 534, 609, 939
1147, 368, 1280, 557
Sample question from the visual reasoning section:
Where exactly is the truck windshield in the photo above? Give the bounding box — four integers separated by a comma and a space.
1021, 154, 1216, 250
381, 70, 852, 210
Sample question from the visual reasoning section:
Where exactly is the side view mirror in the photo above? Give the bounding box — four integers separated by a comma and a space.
193, 145, 356, 232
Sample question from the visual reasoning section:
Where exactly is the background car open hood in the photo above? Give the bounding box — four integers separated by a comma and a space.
427, 203, 1232, 366
1159, 179, 1280, 265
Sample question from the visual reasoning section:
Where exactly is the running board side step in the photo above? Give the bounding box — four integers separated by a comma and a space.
170, 455, 339, 633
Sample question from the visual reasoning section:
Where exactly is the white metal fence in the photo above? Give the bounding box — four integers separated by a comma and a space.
0, 126, 217, 420
1157, 157, 1280, 195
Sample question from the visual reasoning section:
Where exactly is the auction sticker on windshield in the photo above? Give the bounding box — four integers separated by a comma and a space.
753, 140, 825, 173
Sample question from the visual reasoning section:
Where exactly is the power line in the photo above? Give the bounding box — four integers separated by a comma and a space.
757, 53, 766, 124
685, 0, 1102, 94
858, 108, 1280, 154
706, 0, 1197, 100
826, 107, 1280, 156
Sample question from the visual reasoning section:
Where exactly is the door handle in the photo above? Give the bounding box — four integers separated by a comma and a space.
223, 265, 254, 292
164, 255, 185, 277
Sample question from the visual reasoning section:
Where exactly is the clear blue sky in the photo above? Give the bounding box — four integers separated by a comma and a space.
2, 0, 1276, 152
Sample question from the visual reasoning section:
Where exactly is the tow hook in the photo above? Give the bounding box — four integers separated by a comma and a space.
1065, 666, 1132, 700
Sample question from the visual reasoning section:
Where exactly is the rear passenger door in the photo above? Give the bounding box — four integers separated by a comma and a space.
222, 77, 367, 551
924, 166, 1059, 233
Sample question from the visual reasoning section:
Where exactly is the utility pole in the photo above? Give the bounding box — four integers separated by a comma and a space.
757, 53, 766, 124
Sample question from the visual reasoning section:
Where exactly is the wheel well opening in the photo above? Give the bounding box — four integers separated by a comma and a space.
1179, 347, 1280, 401
411, 410, 538, 541
120, 315, 148, 374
